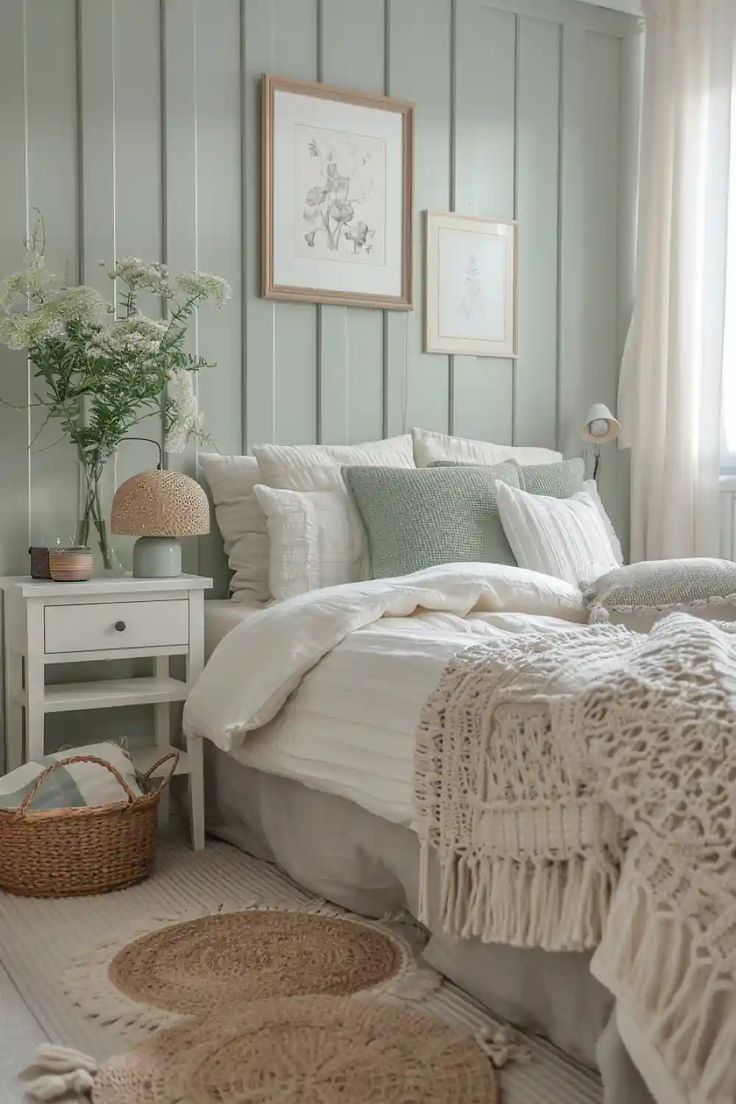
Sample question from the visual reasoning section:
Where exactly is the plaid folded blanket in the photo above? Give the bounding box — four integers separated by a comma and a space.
0, 743, 142, 811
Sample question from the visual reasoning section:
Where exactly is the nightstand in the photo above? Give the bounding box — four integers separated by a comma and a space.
0, 574, 212, 850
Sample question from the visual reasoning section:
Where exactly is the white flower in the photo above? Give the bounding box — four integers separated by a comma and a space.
0, 252, 56, 310
176, 271, 232, 308
165, 367, 203, 453
88, 315, 167, 359
50, 285, 108, 326
110, 257, 173, 296
0, 306, 65, 350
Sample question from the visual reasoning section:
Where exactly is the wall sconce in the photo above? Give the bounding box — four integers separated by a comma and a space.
581, 403, 621, 481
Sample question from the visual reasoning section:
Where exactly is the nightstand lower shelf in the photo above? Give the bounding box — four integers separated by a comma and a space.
15, 676, 189, 713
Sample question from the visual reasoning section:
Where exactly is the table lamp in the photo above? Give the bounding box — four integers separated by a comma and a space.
111, 468, 210, 577
581, 403, 621, 481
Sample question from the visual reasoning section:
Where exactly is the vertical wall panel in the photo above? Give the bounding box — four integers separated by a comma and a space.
243, 0, 319, 451
514, 15, 560, 450
0, 0, 30, 575
318, 0, 385, 445
163, 0, 202, 579
26, 0, 79, 547
112, 0, 163, 542
559, 24, 626, 535
452, 1, 516, 444
388, 0, 452, 434
193, 0, 243, 589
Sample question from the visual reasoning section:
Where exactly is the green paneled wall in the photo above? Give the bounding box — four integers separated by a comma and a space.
0, 0, 640, 593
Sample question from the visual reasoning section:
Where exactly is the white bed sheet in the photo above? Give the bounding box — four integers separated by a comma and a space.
226, 609, 583, 826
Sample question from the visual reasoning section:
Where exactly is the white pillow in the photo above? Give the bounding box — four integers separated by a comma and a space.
495, 481, 620, 587
254, 485, 367, 600
582, 479, 623, 565
412, 427, 561, 468
254, 434, 414, 491
199, 453, 270, 604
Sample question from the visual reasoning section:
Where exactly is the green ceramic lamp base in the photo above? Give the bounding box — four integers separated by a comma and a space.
133, 536, 182, 578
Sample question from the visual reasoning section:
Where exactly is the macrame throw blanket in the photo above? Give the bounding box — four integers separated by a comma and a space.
415, 613, 736, 1104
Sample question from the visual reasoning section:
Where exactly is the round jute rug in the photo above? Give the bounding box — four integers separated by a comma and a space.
64, 907, 439, 1039
92, 995, 499, 1104
109, 910, 404, 1013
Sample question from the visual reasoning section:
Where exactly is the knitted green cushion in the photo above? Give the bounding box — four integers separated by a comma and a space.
343, 463, 521, 580
585, 558, 736, 621
431, 457, 585, 498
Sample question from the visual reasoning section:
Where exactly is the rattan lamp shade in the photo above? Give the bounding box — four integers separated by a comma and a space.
111, 470, 210, 538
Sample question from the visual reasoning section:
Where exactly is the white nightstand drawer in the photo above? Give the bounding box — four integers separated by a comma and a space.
44, 599, 189, 654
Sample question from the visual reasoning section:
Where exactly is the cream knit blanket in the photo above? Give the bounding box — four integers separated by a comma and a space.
415, 613, 736, 1104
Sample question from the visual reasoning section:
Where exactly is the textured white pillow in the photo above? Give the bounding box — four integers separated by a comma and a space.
412, 427, 561, 468
254, 485, 367, 600
582, 479, 623, 564
199, 453, 270, 604
496, 482, 620, 587
254, 434, 414, 491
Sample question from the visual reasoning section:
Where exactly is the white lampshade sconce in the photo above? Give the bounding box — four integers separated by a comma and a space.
581, 403, 621, 482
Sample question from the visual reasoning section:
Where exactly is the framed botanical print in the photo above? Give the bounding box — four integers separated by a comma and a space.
425, 211, 517, 357
262, 75, 414, 310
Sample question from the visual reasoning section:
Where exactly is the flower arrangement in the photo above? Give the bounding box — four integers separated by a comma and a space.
0, 218, 230, 570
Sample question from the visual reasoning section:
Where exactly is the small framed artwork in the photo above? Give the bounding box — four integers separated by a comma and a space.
425, 211, 517, 357
262, 74, 414, 311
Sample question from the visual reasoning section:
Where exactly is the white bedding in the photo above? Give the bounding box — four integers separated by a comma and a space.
186, 564, 589, 825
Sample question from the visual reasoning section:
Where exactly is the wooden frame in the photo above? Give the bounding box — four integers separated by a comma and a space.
262, 74, 414, 310
425, 211, 518, 357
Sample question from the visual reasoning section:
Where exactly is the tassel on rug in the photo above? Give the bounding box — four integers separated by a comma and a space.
476, 1025, 533, 1069
20, 1045, 97, 1102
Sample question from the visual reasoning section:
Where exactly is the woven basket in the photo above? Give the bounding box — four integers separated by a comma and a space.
0, 752, 178, 898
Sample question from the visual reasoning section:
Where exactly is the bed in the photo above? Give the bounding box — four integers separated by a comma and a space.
189, 432, 735, 1104
194, 570, 654, 1104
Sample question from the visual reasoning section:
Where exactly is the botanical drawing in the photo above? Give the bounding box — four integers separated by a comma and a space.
294, 124, 386, 266
459, 253, 490, 321
438, 228, 506, 342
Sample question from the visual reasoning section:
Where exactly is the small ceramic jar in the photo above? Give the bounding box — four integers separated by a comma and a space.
48, 546, 94, 582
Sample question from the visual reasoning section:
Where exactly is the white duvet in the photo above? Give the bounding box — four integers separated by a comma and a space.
184, 564, 589, 825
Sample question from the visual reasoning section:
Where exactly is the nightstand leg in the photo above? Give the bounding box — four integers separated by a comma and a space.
186, 733, 205, 850
153, 657, 170, 829
25, 657, 45, 762
5, 651, 24, 771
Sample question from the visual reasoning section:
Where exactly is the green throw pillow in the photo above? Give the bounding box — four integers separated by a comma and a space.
431, 457, 584, 498
343, 463, 521, 580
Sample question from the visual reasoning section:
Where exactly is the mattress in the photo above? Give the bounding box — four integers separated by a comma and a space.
205, 598, 262, 657
222, 609, 578, 826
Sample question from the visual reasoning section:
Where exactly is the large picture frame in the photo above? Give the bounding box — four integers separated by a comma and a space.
425, 211, 518, 357
262, 74, 414, 310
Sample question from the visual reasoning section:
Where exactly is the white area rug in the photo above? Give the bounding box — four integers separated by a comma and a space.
0, 833, 602, 1104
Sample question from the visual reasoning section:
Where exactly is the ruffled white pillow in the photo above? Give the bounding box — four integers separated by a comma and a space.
412, 427, 561, 468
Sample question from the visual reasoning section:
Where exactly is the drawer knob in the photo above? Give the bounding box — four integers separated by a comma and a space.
114, 620, 126, 632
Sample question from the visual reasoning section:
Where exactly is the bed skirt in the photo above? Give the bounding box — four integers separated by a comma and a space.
204, 746, 653, 1104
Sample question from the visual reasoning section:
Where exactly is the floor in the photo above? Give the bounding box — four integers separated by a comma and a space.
0, 831, 602, 1104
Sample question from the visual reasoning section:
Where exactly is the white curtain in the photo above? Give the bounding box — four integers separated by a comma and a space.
618, 0, 736, 561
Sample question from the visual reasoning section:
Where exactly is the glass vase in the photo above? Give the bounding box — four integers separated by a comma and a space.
76, 457, 120, 575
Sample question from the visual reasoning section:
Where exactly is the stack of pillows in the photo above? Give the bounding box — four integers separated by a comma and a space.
200, 428, 623, 604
